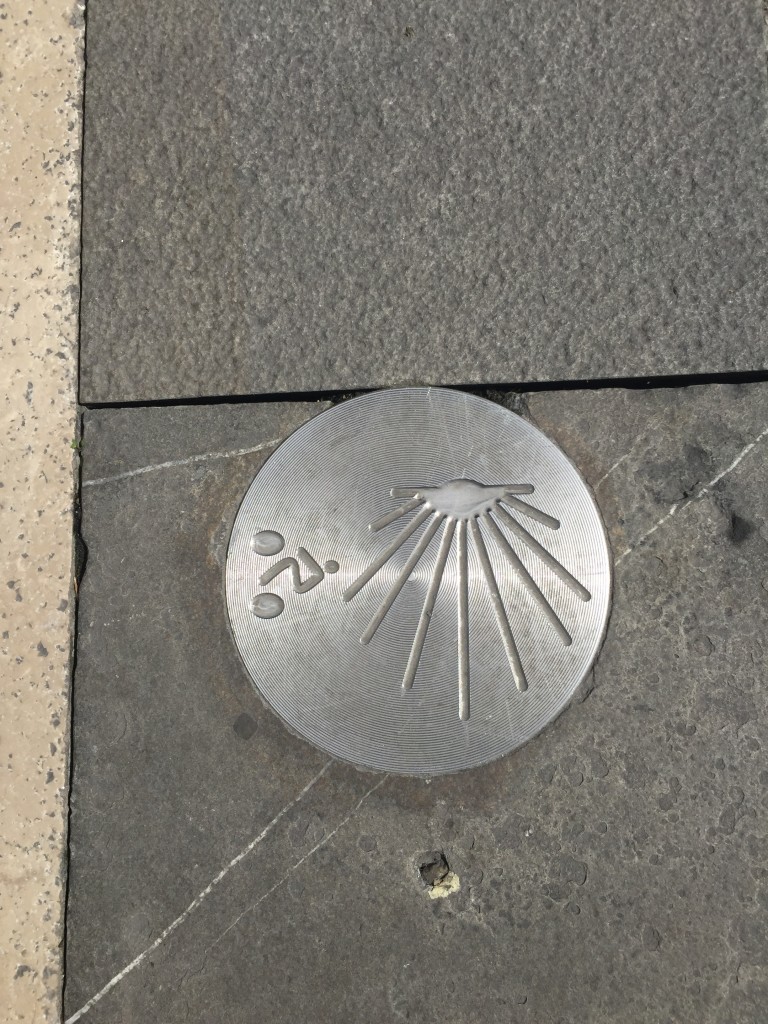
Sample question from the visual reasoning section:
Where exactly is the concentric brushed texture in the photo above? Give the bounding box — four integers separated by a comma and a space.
226, 388, 612, 774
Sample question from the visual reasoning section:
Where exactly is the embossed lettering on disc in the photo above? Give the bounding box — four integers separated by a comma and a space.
226, 388, 611, 775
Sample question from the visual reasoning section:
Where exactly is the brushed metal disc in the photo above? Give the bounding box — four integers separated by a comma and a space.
226, 388, 612, 775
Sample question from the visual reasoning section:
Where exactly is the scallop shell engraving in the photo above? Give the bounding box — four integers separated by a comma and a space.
225, 386, 612, 775
344, 479, 591, 720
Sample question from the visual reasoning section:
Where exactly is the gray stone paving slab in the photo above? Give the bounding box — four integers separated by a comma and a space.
80, 0, 768, 403
66, 386, 768, 1023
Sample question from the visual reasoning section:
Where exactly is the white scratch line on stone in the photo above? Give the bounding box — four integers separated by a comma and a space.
595, 452, 630, 489
204, 775, 389, 956
702, 426, 768, 491
82, 439, 282, 487
616, 500, 685, 565
65, 761, 334, 1023
617, 425, 768, 564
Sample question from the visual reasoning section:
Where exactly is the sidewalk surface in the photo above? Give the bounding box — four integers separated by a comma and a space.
2, 1, 768, 1023
66, 386, 768, 1023
80, 0, 768, 401
1, 2, 82, 1021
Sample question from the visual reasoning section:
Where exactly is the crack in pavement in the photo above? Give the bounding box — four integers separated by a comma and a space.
82, 438, 281, 487
199, 775, 390, 964
64, 761, 334, 1023
617, 424, 768, 564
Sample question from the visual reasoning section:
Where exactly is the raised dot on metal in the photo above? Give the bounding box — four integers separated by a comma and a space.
251, 530, 285, 556
250, 592, 284, 619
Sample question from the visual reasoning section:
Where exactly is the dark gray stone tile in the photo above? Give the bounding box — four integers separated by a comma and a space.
66, 386, 768, 1023
80, 1, 768, 402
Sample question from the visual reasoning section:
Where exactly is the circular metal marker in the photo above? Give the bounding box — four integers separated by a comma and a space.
226, 388, 612, 775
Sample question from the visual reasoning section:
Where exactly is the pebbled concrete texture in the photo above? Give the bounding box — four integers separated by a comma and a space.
79, 0, 768, 403
0, 0, 83, 1020
66, 385, 768, 1023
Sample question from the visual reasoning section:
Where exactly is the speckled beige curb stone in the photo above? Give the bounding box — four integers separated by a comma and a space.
0, 1, 83, 1020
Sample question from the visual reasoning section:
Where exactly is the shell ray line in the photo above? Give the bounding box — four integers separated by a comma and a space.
344, 505, 433, 602
403, 518, 456, 691
502, 495, 560, 530
485, 512, 573, 646
471, 518, 528, 692
361, 514, 444, 644
494, 503, 591, 601
457, 520, 470, 721
369, 495, 424, 532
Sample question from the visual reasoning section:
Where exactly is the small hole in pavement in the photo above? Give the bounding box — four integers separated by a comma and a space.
416, 851, 460, 899
419, 850, 450, 888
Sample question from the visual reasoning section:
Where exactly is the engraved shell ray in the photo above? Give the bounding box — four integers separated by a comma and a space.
343, 479, 591, 720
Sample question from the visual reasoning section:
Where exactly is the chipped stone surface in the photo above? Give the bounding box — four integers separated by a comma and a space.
0, 2, 83, 1020
66, 385, 768, 1023
79, 0, 768, 402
